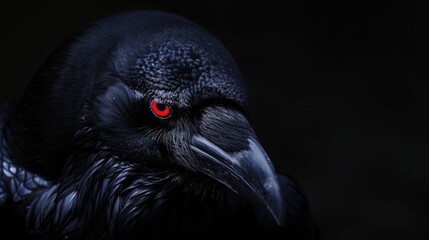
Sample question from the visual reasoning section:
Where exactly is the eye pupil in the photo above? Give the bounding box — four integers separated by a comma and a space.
151, 100, 172, 119
156, 103, 166, 111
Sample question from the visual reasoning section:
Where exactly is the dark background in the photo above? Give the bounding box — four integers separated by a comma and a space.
1, 1, 428, 239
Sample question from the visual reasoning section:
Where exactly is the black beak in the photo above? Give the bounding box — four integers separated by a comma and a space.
189, 109, 284, 226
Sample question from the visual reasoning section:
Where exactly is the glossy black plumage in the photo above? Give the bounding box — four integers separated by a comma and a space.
0, 10, 318, 239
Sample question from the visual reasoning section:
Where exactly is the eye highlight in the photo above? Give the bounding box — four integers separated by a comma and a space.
151, 100, 172, 119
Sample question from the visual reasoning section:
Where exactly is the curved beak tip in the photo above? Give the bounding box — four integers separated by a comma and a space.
191, 136, 285, 226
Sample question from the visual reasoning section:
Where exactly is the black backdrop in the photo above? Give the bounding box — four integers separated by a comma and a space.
1, 1, 428, 239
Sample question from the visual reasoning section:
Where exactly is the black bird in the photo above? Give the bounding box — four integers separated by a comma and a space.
0, 11, 318, 239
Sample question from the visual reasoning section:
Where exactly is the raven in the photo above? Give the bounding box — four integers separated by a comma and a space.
0, 10, 318, 239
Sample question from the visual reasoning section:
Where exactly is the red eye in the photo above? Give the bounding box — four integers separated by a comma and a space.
151, 100, 172, 119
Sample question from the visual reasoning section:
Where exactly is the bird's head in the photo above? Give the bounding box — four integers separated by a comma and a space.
7, 11, 284, 226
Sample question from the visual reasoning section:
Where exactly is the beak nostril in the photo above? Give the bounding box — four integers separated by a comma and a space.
198, 106, 252, 153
